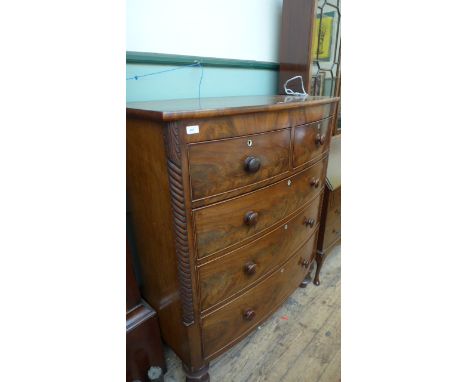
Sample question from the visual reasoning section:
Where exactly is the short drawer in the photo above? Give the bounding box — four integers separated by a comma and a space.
293, 117, 332, 168
198, 194, 322, 311
188, 129, 290, 201
201, 233, 317, 359
194, 158, 327, 258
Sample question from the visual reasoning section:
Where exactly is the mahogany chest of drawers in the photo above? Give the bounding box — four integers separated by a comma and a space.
126, 95, 339, 381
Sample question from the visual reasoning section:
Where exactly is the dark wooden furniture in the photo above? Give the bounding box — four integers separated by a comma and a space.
127, 240, 166, 382
126, 95, 339, 381
314, 135, 341, 285
278, 0, 341, 136
278, 0, 318, 95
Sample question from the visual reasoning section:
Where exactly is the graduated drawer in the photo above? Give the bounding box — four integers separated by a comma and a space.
201, 233, 317, 359
188, 129, 290, 201
293, 117, 332, 168
194, 158, 327, 258
198, 194, 322, 311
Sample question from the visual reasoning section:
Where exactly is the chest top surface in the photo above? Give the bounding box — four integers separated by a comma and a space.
126, 95, 339, 121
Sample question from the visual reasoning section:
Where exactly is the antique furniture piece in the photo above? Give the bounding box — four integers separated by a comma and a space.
127, 239, 166, 382
278, 0, 341, 135
126, 95, 339, 381
314, 134, 341, 285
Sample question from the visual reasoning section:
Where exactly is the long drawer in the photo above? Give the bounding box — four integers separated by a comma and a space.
198, 194, 322, 311
201, 232, 317, 359
194, 158, 327, 258
189, 129, 291, 201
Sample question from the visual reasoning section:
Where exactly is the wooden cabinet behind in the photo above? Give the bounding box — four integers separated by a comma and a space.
126, 95, 339, 382
315, 134, 341, 286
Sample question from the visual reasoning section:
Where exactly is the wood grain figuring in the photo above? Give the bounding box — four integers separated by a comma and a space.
189, 129, 291, 200
163, 246, 341, 382
198, 194, 322, 312
127, 118, 192, 364
194, 158, 327, 259
180, 104, 333, 144
126, 96, 338, 380
201, 233, 317, 360
127, 95, 338, 122
293, 117, 333, 168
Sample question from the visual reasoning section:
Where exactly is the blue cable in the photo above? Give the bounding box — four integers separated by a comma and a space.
127, 61, 204, 99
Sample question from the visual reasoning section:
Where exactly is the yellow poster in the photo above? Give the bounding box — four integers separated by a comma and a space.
312, 12, 334, 61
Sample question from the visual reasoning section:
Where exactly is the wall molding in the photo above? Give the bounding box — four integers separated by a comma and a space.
127, 51, 279, 71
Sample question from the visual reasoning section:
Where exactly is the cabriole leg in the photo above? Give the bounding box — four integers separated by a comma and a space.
314, 250, 325, 286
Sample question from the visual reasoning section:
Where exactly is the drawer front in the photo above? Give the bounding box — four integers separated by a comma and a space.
293, 117, 332, 168
198, 194, 322, 311
202, 233, 317, 359
181, 103, 333, 143
323, 188, 340, 249
189, 129, 291, 201
194, 158, 327, 258
328, 187, 341, 211
324, 209, 341, 249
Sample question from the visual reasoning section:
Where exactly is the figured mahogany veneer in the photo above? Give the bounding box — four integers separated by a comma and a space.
293, 117, 333, 168
198, 194, 322, 311
126, 95, 338, 382
189, 129, 290, 200
194, 158, 326, 258
202, 232, 318, 360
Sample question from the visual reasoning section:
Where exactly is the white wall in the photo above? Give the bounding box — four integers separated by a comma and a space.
126, 0, 284, 62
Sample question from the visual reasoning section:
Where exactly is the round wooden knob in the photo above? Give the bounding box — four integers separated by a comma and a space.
244, 261, 257, 275
244, 211, 258, 226
243, 308, 256, 321
304, 218, 315, 228
244, 156, 261, 173
310, 178, 320, 188
315, 133, 326, 145
301, 259, 310, 268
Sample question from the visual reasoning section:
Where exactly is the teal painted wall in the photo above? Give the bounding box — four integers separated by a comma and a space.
126, 63, 279, 102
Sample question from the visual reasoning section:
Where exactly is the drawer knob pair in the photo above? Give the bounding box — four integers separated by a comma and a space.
244, 261, 257, 275
244, 211, 259, 226
304, 218, 315, 228
244, 156, 261, 173
315, 133, 326, 145
301, 258, 310, 268
310, 178, 320, 188
243, 308, 256, 321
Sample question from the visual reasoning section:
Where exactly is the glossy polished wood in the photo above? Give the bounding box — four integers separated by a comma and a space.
293, 117, 332, 168
126, 95, 337, 381
127, 119, 203, 369
194, 158, 326, 259
278, 0, 317, 94
127, 95, 338, 122
201, 233, 317, 360
126, 239, 141, 311
198, 195, 322, 311
126, 238, 166, 382
188, 129, 290, 200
